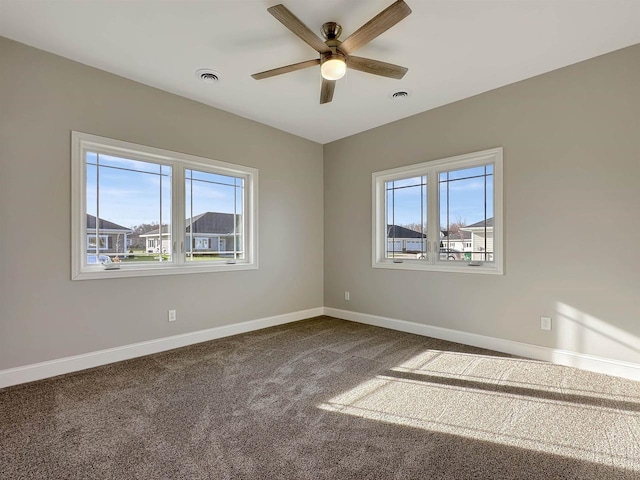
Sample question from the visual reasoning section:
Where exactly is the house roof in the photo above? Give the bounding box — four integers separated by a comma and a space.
141, 225, 170, 236
387, 225, 426, 239
386, 225, 473, 240
141, 212, 240, 236
464, 217, 494, 229
441, 230, 472, 241
86, 214, 131, 232
187, 212, 239, 235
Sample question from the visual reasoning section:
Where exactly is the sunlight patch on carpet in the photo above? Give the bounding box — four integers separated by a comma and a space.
318, 350, 640, 471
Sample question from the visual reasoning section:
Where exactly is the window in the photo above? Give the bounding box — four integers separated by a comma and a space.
185, 169, 244, 261
87, 235, 109, 250
72, 132, 258, 280
372, 148, 503, 274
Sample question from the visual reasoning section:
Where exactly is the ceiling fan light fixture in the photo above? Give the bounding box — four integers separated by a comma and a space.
321, 55, 346, 81
253, 1, 412, 103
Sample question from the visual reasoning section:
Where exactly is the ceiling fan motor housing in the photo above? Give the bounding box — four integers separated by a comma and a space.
321, 22, 342, 41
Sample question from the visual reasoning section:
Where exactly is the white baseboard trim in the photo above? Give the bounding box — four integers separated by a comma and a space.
2, 306, 638, 388
324, 307, 640, 382
0, 307, 324, 389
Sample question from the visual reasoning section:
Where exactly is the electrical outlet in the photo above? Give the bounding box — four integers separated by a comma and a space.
168, 310, 177, 322
540, 316, 552, 331
344, 291, 350, 301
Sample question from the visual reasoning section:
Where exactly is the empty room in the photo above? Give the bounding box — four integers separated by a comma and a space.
1, 1, 639, 478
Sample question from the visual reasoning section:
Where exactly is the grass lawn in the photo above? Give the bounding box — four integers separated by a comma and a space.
110, 251, 232, 263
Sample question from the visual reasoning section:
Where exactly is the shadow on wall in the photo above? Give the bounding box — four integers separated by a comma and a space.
555, 302, 640, 361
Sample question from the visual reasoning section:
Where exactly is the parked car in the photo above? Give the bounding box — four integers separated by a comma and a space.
87, 254, 112, 265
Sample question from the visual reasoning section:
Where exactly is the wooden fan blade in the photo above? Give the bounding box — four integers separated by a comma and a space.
268, 4, 330, 54
320, 78, 336, 104
339, 0, 412, 55
252, 59, 320, 80
347, 56, 408, 79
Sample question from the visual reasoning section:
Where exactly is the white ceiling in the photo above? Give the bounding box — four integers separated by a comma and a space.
1, 0, 639, 144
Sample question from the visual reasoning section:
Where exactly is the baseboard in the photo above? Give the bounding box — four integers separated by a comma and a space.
3, 305, 638, 388
0, 307, 324, 389
324, 307, 640, 382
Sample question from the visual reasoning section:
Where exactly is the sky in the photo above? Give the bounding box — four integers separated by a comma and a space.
87, 152, 491, 232
387, 165, 494, 228
86, 153, 243, 229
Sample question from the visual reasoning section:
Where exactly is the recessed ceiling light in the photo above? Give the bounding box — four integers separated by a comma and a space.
196, 69, 220, 83
390, 90, 410, 100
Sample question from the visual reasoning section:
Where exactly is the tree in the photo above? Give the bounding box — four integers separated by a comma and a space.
399, 222, 427, 234
441, 216, 467, 236
128, 222, 159, 250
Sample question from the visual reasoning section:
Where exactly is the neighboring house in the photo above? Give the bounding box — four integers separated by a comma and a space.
461, 217, 494, 261
141, 224, 171, 254
387, 225, 426, 253
86, 214, 132, 256
440, 230, 473, 260
388, 225, 474, 258
388, 224, 489, 261
141, 212, 242, 255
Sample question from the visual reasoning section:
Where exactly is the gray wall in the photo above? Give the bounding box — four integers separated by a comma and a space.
2, 36, 639, 372
0, 38, 324, 369
324, 45, 640, 364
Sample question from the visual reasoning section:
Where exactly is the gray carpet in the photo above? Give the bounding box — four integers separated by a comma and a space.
1, 316, 639, 479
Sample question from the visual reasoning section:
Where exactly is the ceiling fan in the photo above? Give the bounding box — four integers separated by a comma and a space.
252, 0, 412, 104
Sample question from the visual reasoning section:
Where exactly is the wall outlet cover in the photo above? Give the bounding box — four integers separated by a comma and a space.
540, 316, 552, 331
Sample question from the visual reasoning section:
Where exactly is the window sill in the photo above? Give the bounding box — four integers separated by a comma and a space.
72, 262, 258, 280
372, 260, 503, 275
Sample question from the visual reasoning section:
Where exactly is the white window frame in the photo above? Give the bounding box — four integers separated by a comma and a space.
87, 234, 109, 250
372, 147, 503, 275
72, 132, 258, 280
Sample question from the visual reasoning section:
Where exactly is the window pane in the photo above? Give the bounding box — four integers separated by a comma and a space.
85, 152, 172, 265
88, 153, 162, 175
439, 165, 493, 262
439, 165, 488, 182
388, 176, 423, 189
188, 170, 237, 187
185, 169, 244, 262
385, 176, 427, 260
